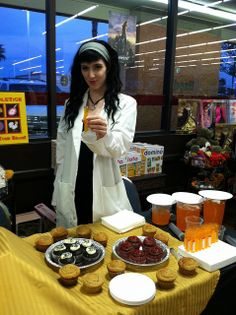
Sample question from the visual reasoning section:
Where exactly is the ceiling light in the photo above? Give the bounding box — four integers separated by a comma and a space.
12, 55, 42, 66
43, 5, 99, 35
149, 0, 236, 21
76, 33, 108, 45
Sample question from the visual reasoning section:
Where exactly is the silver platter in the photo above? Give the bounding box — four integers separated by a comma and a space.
112, 236, 170, 267
45, 238, 105, 270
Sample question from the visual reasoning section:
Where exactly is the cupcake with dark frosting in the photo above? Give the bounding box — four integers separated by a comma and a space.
128, 249, 146, 264
117, 241, 134, 259
127, 236, 142, 249
146, 245, 164, 263
142, 237, 157, 252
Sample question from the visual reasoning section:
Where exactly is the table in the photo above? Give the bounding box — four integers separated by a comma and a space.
0, 224, 219, 315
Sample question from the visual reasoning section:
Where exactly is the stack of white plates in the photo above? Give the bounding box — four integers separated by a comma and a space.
109, 273, 156, 306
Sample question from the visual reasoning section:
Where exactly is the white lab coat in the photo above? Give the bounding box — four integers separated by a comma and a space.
52, 91, 137, 228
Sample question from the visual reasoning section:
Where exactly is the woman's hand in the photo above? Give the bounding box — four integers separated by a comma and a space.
87, 115, 107, 139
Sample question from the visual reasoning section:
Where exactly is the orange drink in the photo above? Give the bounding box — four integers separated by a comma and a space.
152, 205, 171, 226
203, 199, 225, 225
176, 203, 201, 232
147, 193, 175, 226
199, 190, 233, 226
83, 106, 89, 132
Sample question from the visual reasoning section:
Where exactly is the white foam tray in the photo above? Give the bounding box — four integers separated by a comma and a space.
178, 240, 236, 272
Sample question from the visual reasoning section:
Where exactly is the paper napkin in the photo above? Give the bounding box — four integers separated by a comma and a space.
101, 210, 145, 233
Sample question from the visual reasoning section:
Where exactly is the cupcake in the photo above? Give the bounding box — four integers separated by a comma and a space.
127, 236, 142, 249
51, 244, 67, 261
76, 225, 92, 239
35, 235, 53, 252
178, 257, 198, 276
117, 240, 134, 259
142, 237, 156, 251
93, 232, 108, 247
59, 252, 75, 265
81, 239, 93, 250
146, 245, 164, 263
129, 249, 146, 264
63, 237, 77, 249
156, 268, 177, 289
59, 264, 80, 286
70, 243, 83, 263
107, 260, 126, 279
51, 227, 68, 242
154, 232, 169, 245
142, 224, 156, 237
83, 246, 100, 263
82, 273, 104, 293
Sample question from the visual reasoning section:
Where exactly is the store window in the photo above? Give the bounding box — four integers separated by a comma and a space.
173, 0, 236, 133
0, 5, 47, 139
56, 0, 168, 131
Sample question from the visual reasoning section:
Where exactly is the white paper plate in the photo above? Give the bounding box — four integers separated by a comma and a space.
172, 192, 203, 204
146, 194, 176, 206
109, 273, 156, 305
198, 190, 233, 201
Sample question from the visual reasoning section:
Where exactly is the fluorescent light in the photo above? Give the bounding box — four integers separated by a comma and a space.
56, 59, 64, 63
19, 65, 42, 71
0, 67, 4, 70
43, 5, 99, 35
12, 55, 42, 65
56, 66, 64, 69
55, 48, 61, 51
149, 0, 236, 21
76, 33, 108, 45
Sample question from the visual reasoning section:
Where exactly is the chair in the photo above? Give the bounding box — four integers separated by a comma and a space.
122, 176, 152, 223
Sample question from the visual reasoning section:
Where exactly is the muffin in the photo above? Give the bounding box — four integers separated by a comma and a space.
127, 236, 142, 249
142, 224, 156, 237
154, 232, 169, 245
107, 260, 126, 279
35, 235, 53, 252
59, 264, 80, 286
156, 268, 177, 289
178, 257, 198, 276
51, 227, 68, 242
76, 225, 92, 239
82, 272, 104, 293
93, 232, 108, 247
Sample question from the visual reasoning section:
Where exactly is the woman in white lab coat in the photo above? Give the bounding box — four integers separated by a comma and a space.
52, 40, 137, 228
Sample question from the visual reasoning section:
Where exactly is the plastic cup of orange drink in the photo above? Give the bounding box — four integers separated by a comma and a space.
198, 190, 233, 226
146, 194, 176, 226
172, 192, 203, 232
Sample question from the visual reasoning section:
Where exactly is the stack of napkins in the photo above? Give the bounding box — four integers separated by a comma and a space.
101, 210, 145, 233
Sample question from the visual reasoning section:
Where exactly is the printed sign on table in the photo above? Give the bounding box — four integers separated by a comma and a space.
0, 92, 28, 145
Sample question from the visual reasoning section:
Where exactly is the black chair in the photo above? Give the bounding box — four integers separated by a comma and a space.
122, 176, 152, 223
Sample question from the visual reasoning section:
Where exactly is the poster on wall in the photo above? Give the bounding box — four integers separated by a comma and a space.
197, 99, 213, 129
227, 100, 236, 124
0, 92, 29, 145
176, 99, 199, 133
108, 11, 136, 66
211, 99, 227, 125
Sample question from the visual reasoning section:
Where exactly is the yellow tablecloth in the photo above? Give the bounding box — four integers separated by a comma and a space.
0, 224, 220, 315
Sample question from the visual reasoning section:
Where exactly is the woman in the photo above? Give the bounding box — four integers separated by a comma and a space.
52, 40, 137, 228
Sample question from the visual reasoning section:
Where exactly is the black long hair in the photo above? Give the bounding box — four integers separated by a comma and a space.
64, 40, 122, 131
